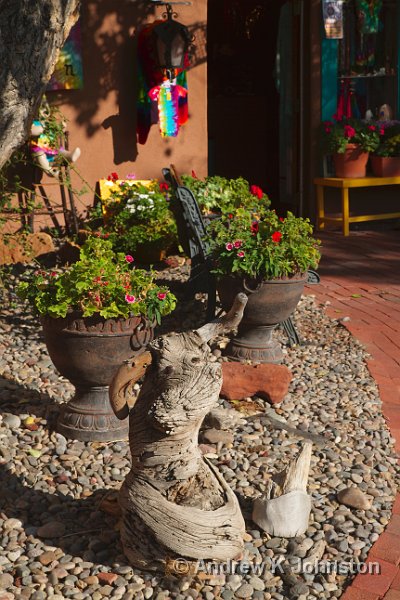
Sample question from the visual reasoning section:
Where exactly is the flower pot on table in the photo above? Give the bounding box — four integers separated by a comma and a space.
217, 275, 307, 363
41, 313, 154, 441
371, 156, 400, 177
333, 144, 369, 178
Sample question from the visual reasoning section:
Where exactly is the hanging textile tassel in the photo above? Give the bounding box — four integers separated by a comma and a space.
336, 79, 346, 120
345, 80, 352, 118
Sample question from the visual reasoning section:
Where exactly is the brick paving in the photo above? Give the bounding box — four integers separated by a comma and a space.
305, 230, 400, 600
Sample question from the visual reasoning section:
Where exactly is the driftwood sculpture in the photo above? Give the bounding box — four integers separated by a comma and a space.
110, 294, 248, 571
252, 442, 312, 538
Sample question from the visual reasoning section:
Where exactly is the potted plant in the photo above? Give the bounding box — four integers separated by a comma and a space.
180, 174, 271, 214
322, 118, 382, 177
94, 174, 178, 263
18, 237, 176, 441
371, 133, 400, 177
207, 208, 321, 363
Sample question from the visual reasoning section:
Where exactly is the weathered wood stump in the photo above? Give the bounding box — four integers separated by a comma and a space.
110, 294, 248, 571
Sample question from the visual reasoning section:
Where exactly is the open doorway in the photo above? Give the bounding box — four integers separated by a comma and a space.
207, 0, 301, 209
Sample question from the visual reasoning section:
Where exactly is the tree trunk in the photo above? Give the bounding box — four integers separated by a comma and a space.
110, 294, 248, 571
0, 0, 80, 168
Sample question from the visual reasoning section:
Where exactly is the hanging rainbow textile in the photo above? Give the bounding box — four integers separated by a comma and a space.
47, 20, 83, 90
136, 21, 189, 143
149, 79, 188, 137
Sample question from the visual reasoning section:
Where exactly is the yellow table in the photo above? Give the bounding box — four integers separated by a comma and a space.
314, 176, 400, 236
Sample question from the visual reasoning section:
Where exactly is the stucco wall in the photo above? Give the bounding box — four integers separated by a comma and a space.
47, 0, 207, 209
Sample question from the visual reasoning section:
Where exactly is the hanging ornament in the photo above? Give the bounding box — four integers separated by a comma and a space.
322, 0, 344, 39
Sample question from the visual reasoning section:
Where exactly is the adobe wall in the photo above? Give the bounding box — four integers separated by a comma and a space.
47, 0, 208, 210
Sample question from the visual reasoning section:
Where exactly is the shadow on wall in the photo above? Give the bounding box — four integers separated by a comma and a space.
47, 0, 206, 165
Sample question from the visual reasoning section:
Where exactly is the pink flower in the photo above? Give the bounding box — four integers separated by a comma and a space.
279, 217, 285, 222
271, 231, 282, 243
157, 292, 167, 300
325, 127, 331, 134
344, 125, 356, 139
368, 125, 376, 131
159, 182, 169, 192
234, 240, 243, 248
126, 173, 136, 179
237, 251, 245, 258
380, 128, 385, 135
125, 255, 134, 263
225, 243, 234, 251
125, 294, 136, 303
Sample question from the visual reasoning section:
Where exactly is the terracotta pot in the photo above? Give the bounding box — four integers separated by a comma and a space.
371, 156, 400, 177
217, 275, 306, 363
133, 238, 173, 264
333, 144, 369, 178
42, 313, 154, 441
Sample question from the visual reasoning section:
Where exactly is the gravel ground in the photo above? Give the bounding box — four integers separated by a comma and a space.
0, 264, 398, 600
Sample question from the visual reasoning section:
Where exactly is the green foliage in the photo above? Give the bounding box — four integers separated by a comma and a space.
207, 208, 321, 280
322, 119, 382, 154
180, 175, 270, 214
88, 178, 177, 254
375, 133, 400, 157
17, 237, 176, 323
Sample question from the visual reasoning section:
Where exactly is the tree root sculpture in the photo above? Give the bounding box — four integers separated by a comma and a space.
110, 294, 248, 571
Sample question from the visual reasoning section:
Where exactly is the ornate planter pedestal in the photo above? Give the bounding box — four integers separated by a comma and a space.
217, 275, 306, 364
41, 313, 154, 441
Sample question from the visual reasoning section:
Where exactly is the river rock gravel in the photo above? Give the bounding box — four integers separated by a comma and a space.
0, 264, 398, 600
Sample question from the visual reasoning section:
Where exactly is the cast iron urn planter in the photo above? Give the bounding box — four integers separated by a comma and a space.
217, 275, 307, 363
41, 313, 154, 441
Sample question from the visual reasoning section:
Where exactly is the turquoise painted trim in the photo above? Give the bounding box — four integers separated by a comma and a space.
321, 38, 338, 121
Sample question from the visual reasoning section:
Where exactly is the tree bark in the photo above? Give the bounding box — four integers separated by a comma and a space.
0, 0, 80, 168
110, 294, 248, 571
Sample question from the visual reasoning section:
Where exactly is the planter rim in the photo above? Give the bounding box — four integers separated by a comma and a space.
41, 312, 153, 337
218, 274, 308, 285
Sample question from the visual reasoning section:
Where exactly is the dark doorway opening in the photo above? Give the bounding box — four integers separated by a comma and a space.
207, 0, 298, 208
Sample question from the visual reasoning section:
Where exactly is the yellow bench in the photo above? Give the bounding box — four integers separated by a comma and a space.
314, 176, 400, 236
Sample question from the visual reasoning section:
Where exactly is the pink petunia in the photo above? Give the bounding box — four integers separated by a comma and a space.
157, 292, 167, 300
237, 251, 245, 258
225, 243, 234, 251
126, 173, 136, 179
125, 255, 134, 263
234, 240, 243, 248
125, 294, 136, 303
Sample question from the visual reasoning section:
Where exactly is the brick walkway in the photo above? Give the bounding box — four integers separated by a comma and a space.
305, 230, 400, 600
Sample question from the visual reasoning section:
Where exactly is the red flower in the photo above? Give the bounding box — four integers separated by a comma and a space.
368, 125, 376, 131
325, 127, 331, 134
225, 242, 234, 251
380, 128, 385, 135
279, 217, 285, 223
343, 125, 356, 139
234, 240, 243, 248
191, 170, 198, 178
237, 251, 245, 258
251, 221, 259, 234
159, 182, 169, 192
125, 255, 134, 263
271, 231, 282, 243
250, 185, 263, 199
228, 213, 233, 219
125, 294, 136, 303
157, 292, 167, 300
